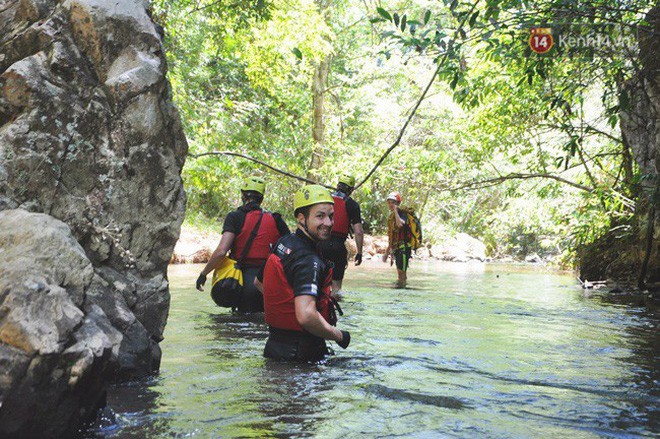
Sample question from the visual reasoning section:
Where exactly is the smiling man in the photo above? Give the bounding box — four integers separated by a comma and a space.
256, 184, 351, 362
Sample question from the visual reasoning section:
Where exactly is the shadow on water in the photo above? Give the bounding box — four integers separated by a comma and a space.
190, 309, 339, 437
202, 310, 269, 340
362, 383, 468, 409
80, 377, 172, 439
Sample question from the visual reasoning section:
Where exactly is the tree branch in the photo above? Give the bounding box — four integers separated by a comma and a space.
354, 0, 482, 191
437, 172, 594, 193
190, 151, 334, 189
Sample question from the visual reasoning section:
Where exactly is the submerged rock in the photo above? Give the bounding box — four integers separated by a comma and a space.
0, 0, 187, 436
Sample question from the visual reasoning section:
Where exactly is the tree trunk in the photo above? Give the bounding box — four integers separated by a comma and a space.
309, 58, 329, 179
627, 6, 660, 288
583, 5, 660, 291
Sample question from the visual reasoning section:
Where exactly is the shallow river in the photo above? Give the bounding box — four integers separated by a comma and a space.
88, 261, 658, 438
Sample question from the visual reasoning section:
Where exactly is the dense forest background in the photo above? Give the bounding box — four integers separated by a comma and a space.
152, 0, 657, 272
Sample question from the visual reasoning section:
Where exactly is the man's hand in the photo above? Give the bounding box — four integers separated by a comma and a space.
355, 253, 362, 266
196, 273, 207, 291
337, 330, 351, 349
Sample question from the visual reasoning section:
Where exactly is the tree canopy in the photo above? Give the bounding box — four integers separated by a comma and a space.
153, 0, 657, 266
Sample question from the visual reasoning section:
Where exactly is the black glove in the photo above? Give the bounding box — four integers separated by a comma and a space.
337, 330, 351, 349
355, 253, 362, 265
196, 273, 207, 291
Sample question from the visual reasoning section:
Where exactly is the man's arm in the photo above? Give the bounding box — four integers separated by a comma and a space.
392, 208, 405, 229
196, 231, 235, 291
347, 199, 364, 264
294, 295, 343, 342
382, 243, 390, 263
353, 222, 364, 265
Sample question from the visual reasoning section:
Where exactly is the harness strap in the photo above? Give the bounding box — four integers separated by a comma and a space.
237, 211, 264, 266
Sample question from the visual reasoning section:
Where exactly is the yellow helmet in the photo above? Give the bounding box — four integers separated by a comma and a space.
241, 176, 266, 195
338, 174, 356, 187
294, 184, 334, 211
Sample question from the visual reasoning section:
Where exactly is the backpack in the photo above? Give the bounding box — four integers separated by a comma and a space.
402, 207, 423, 251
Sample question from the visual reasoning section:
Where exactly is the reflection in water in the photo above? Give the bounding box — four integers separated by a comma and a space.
83, 262, 659, 438
614, 308, 659, 434
203, 311, 269, 341
254, 361, 332, 438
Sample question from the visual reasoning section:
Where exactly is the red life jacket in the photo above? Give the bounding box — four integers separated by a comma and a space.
263, 236, 335, 332
331, 194, 350, 238
231, 209, 280, 266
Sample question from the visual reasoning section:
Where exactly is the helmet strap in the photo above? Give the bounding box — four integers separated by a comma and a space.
297, 216, 316, 241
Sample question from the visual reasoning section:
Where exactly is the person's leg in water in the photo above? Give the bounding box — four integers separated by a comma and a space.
394, 246, 410, 288
237, 266, 264, 313
331, 251, 347, 298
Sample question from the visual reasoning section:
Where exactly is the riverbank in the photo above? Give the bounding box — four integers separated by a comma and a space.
171, 225, 660, 308
170, 225, 550, 266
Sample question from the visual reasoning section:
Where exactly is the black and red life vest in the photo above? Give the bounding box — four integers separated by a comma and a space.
331, 194, 350, 239
231, 209, 281, 266
263, 234, 335, 332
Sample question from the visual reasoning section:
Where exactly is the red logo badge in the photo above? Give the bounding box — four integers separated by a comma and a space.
529, 27, 553, 54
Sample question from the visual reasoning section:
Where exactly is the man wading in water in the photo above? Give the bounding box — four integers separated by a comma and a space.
317, 174, 364, 298
383, 191, 410, 288
255, 184, 351, 362
196, 176, 289, 312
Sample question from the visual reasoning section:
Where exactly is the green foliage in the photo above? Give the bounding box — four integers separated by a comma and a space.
368, 0, 653, 262
155, 0, 655, 266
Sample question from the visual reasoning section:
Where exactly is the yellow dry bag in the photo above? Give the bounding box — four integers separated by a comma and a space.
211, 257, 244, 308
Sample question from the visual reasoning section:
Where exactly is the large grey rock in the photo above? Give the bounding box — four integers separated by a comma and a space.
0, 210, 120, 438
0, 0, 187, 436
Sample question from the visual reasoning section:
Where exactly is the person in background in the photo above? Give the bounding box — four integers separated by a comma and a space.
317, 174, 364, 297
382, 191, 410, 288
255, 184, 351, 362
196, 176, 289, 313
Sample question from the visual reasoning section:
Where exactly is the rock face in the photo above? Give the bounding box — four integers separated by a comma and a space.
0, 0, 187, 436
0, 211, 120, 438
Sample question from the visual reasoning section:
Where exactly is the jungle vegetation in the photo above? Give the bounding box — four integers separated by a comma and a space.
152, 0, 656, 267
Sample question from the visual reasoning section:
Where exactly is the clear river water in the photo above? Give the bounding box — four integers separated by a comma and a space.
85, 261, 658, 438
